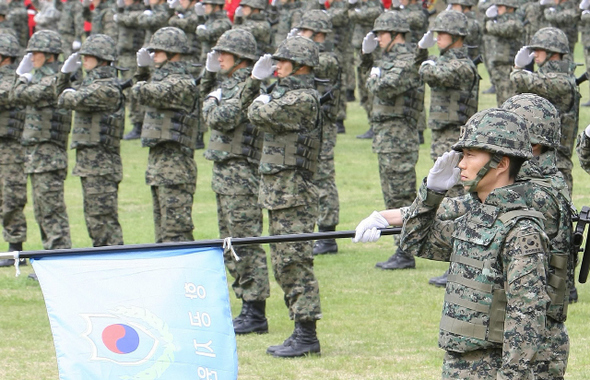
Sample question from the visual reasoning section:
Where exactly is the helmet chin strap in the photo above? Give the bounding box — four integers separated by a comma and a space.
439, 35, 460, 55
221, 55, 244, 75
461, 152, 503, 193
536, 50, 553, 68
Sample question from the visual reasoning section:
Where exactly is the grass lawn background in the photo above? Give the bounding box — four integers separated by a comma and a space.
1, 47, 590, 379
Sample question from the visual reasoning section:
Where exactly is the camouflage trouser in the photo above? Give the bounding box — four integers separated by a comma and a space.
216, 193, 270, 302
340, 44, 356, 93
0, 162, 27, 244
534, 319, 569, 380
431, 126, 465, 198
355, 48, 373, 119
30, 170, 71, 250
268, 204, 322, 322
378, 151, 418, 210
442, 348, 502, 379
80, 175, 123, 247
556, 152, 573, 199
417, 108, 426, 133
118, 54, 145, 127
151, 183, 195, 243
314, 158, 339, 228
490, 63, 516, 107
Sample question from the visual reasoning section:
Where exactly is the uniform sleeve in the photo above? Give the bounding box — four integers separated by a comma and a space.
203, 96, 241, 132
544, 6, 580, 26
485, 18, 523, 38
74, 2, 85, 40
116, 10, 140, 27
59, 83, 122, 112
102, 10, 119, 42
399, 180, 455, 261
498, 224, 550, 379
420, 59, 475, 89
369, 63, 419, 101
510, 69, 573, 106
133, 77, 197, 111
196, 19, 230, 43
576, 131, 590, 174
11, 75, 58, 106
248, 91, 317, 134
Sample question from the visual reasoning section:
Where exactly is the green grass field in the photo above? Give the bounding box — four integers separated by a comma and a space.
2, 55, 590, 379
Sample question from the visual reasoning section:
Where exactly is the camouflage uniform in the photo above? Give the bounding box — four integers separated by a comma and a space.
0, 34, 26, 250
503, 94, 572, 379
576, 128, 590, 172
510, 27, 579, 196
521, 0, 551, 46
543, 0, 580, 55
6, 0, 29, 48
484, 0, 524, 106
114, 0, 146, 135
11, 30, 72, 250
449, 0, 483, 60
132, 27, 198, 242
201, 29, 269, 334
400, 109, 551, 380
349, 0, 382, 119
232, 0, 273, 56
0, 2, 15, 36
83, 0, 118, 43
31, 0, 61, 33
579, 7, 590, 103
168, 3, 202, 61
195, 0, 232, 63
57, 35, 125, 247
273, 0, 303, 47
137, 2, 173, 47
248, 36, 322, 358
55, 0, 85, 57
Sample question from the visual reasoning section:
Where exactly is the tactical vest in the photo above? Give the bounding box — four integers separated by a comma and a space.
141, 108, 197, 150
439, 206, 546, 352
206, 123, 263, 162
21, 107, 72, 148
0, 108, 26, 140
429, 58, 479, 130
371, 58, 424, 125
71, 106, 125, 149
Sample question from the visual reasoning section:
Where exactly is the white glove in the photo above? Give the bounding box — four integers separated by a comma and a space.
254, 94, 271, 104
287, 28, 299, 39
143, 9, 153, 15
177, 13, 184, 18
540, 0, 555, 5
348, 0, 358, 3
390, 0, 400, 8
27, 9, 36, 15
420, 60, 436, 68
427, 151, 462, 192
271, 0, 277, 5
62, 88, 76, 95
418, 31, 436, 49
352, 211, 389, 243
370, 67, 381, 77
585, 124, 590, 137
445, 3, 452, 10
234, 5, 243, 17
478, 0, 487, 4
61, 52, 81, 73
20, 73, 33, 83
82, 0, 91, 7
167, 0, 180, 8
581, 0, 590, 10
485, 4, 498, 18
117, 0, 125, 7
113, 14, 119, 22
207, 88, 222, 102
16, 53, 33, 76
197, 24, 207, 32
136, 48, 155, 67
252, 54, 276, 80
546, 7, 556, 13
206, 51, 221, 72
318, 0, 324, 4
72, 40, 81, 51
584, 9, 590, 14
194, 2, 205, 15
34, 13, 40, 22
362, 32, 378, 54
514, 46, 534, 67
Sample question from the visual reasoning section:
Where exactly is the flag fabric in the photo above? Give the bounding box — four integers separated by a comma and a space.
31, 246, 237, 380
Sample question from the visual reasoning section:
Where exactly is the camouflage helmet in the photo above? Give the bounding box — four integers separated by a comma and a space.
372, 10, 410, 34
296, 10, 332, 34
0, 33, 22, 57
239, 0, 267, 10
448, 0, 477, 7
431, 10, 468, 37
528, 27, 570, 55
201, 0, 225, 5
213, 29, 258, 61
272, 36, 319, 68
492, 0, 519, 8
79, 34, 117, 61
0, 1, 8, 15
26, 30, 63, 54
501, 93, 560, 149
146, 27, 188, 54
452, 108, 533, 159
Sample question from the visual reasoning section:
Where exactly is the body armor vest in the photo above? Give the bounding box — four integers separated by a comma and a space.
22, 107, 72, 148
207, 123, 263, 162
0, 108, 26, 140
439, 203, 546, 352
141, 108, 197, 149
71, 106, 125, 149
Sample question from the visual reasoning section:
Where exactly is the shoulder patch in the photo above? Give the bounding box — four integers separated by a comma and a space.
517, 232, 544, 256
546, 73, 558, 79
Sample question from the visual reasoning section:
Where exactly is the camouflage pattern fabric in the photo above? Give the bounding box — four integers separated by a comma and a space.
196, 10, 232, 63
464, 10, 483, 61
511, 60, 579, 196
83, 1, 118, 43
150, 183, 195, 242
581, 11, 590, 95
30, 170, 71, 250
326, 0, 354, 102
117, 54, 145, 127
80, 174, 123, 246
274, 0, 303, 47
30, 0, 61, 33
55, 0, 85, 56
400, 181, 550, 379
543, 0, 580, 54
521, 1, 550, 46
168, 6, 202, 59
401, 2, 428, 44
0, 142, 27, 244
577, 131, 590, 173
137, 3, 173, 47
115, 2, 146, 56
233, 12, 272, 56
7, 0, 29, 47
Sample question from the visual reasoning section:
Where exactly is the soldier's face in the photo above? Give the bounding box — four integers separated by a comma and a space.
458, 148, 493, 191
179, 0, 190, 8
82, 55, 99, 71
298, 29, 314, 39
242, 5, 252, 17
153, 50, 168, 64
451, 4, 462, 12
533, 49, 547, 66
218, 51, 235, 73
276, 60, 292, 78
31, 52, 47, 69
400, 0, 409, 6
92, 0, 101, 6
435, 32, 452, 50
124, 0, 134, 5
497, 5, 506, 15
377, 31, 392, 50
204, 3, 214, 14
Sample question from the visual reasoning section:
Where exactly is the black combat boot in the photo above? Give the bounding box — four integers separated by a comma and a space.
482, 85, 496, 94
313, 226, 338, 255
232, 301, 249, 328
570, 286, 578, 303
266, 329, 298, 355
375, 248, 415, 270
336, 120, 345, 134
234, 301, 268, 335
272, 321, 320, 358
356, 127, 374, 139
428, 269, 449, 287
345, 89, 356, 102
8, 242, 26, 266
195, 132, 205, 150
123, 123, 142, 140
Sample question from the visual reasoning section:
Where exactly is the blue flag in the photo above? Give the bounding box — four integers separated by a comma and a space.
32, 246, 237, 380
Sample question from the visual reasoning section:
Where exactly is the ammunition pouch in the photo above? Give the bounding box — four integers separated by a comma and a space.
0, 108, 26, 140
22, 107, 72, 148
207, 123, 263, 162
260, 132, 320, 175
141, 108, 197, 149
